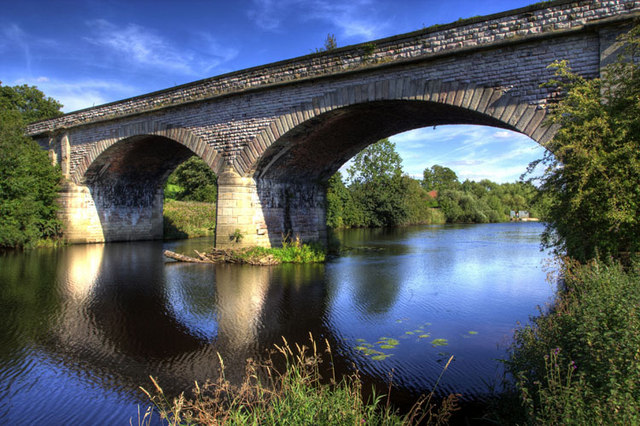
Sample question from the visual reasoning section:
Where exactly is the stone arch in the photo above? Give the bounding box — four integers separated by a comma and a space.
235, 77, 559, 178
65, 121, 222, 243
72, 120, 223, 184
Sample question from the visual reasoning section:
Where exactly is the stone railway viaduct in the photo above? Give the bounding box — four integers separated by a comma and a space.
27, 0, 640, 248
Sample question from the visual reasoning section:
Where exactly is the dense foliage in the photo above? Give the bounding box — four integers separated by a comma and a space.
164, 156, 218, 203
327, 141, 540, 230
0, 84, 63, 124
525, 27, 640, 262
0, 84, 63, 248
326, 139, 445, 228
505, 259, 640, 424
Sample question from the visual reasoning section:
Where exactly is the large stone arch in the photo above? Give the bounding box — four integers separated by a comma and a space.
215, 77, 558, 249
235, 77, 559, 178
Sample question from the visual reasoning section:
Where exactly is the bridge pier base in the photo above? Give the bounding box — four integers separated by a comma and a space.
58, 180, 164, 244
215, 167, 327, 249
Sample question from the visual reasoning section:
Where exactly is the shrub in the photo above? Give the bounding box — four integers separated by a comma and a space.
506, 258, 640, 424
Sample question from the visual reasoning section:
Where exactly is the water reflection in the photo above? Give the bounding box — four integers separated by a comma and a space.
0, 223, 555, 424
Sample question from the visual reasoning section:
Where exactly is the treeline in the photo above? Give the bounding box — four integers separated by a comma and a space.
0, 84, 64, 248
326, 139, 541, 230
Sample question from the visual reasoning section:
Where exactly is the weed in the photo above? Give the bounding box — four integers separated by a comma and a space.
140, 334, 458, 425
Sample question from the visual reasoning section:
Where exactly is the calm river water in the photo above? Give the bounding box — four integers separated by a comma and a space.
0, 222, 555, 424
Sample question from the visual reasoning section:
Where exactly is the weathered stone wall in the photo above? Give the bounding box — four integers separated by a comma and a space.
215, 168, 326, 248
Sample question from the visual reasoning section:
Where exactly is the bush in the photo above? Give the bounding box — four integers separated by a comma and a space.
165, 156, 217, 202
506, 259, 640, 424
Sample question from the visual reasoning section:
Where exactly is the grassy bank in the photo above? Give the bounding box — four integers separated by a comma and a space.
140, 336, 457, 425
163, 200, 216, 240
500, 258, 640, 424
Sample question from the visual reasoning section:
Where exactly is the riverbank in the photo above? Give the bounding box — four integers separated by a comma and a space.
163, 200, 216, 239
142, 336, 457, 425
495, 258, 640, 424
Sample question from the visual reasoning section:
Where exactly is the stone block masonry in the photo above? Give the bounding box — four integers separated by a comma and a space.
25, 0, 640, 246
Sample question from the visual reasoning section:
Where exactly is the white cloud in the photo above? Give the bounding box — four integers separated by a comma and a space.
1, 23, 32, 71
248, 0, 386, 40
391, 124, 546, 183
493, 130, 513, 139
84, 20, 238, 76
13, 77, 137, 112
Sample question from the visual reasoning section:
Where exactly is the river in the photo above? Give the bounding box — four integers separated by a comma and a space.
0, 222, 555, 424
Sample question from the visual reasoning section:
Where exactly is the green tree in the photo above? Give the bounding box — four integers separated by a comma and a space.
0, 84, 63, 124
422, 165, 460, 192
165, 156, 217, 203
347, 139, 409, 227
0, 84, 63, 248
526, 27, 640, 261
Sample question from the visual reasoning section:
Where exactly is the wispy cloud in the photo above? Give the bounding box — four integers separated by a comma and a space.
13, 77, 137, 112
248, 0, 386, 40
1, 24, 32, 72
84, 20, 238, 76
390, 125, 546, 183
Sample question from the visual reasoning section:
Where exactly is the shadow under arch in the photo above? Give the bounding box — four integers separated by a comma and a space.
81, 134, 218, 242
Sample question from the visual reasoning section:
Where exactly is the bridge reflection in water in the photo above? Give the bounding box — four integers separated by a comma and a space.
0, 224, 554, 424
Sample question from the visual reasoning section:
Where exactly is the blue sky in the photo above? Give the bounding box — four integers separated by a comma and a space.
2, 0, 547, 183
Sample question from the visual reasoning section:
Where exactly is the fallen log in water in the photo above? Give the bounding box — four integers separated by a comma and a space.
163, 250, 210, 263
163, 249, 279, 265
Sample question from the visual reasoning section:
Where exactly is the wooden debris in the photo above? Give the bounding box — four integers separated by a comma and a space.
163, 249, 280, 266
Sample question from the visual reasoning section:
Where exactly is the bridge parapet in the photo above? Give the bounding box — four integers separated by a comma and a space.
27, 0, 640, 137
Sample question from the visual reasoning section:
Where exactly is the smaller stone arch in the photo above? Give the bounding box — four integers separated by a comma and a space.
235, 77, 559, 178
72, 120, 223, 185
60, 120, 223, 243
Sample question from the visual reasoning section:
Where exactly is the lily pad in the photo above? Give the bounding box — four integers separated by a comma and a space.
380, 344, 395, 349
405, 331, 414, 335
418, 334, 430, 339
356, 338, 366, 342
431, 338, 449, 347
385, 338, 399, 346
371, 354, 392, 361
468, 331, 478, 335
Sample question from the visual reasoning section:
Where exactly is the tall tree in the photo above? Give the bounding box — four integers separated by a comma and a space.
0, 83, 63, 123
0, 84, 63, 247
346, 139, 408, 227
422, 165, 460, 192
525, 26, 640, 261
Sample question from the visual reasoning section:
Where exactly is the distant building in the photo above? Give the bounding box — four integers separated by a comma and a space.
510, 210, 530, 220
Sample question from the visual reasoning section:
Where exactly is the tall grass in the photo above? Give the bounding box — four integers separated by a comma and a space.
140, 335, 457, 425
163, 200, 216, 239
502, 258, 640, 424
